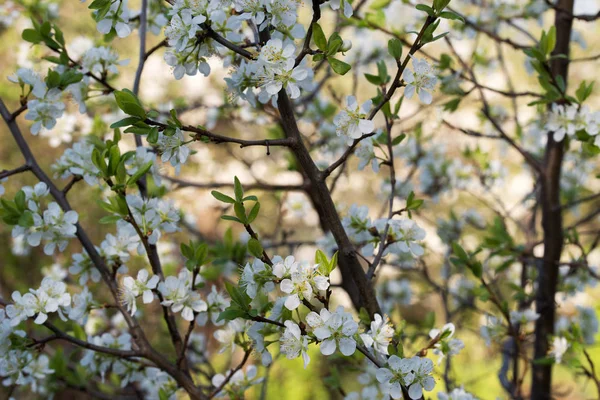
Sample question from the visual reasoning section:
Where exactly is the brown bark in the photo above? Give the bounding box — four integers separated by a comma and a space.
531, 1, 574, 398
275, 92, 381, 316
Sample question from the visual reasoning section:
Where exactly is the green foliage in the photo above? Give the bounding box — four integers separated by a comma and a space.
181, 241, 211, 270
0, 191, 32, 226
114, 89, 146, 119
405, 191, 424, 217
315, 249, 338, 276
450, 242, 483, 278
364, 60, 390, 86
311, 26, 351, 75
212, 176, 261, 226
387, 38, 402, 61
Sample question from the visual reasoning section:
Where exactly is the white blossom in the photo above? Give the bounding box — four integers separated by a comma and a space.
279, 320, 310, 368
7, 68, 46, 98
307, 306, 358, 356
403, 56, 437, 104
438, 387, 479, 400
211, 365, 262, 398
240, 258, 275, 299
360, 313, 394, 355
24, 89, 65, 135
120, 269, 160, 315
334, 96, 374, 139
544, 103, 582, 142
96, 0, 132, 38
158, 269, 207, 321
548, 336, 568, 364
377, 356, 435, 400
510, 309, 540, 325
157, 128, 191, 173
374, 218, 426, 257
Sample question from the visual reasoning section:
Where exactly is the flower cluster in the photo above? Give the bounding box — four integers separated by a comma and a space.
226, 38, 313, 105
80, 46, 128, 76
376, 355, 435, 399
124, 194, 180, 244
120, 269, 160, 315
374, 217, 426, 258
211, 365, 263, 398
95, 0, 133, 38
0, 351, 54, 394
307, 306, 358, 356
8, 69, 65, 135
11, 183, 79, 255
544, 104, 600, 144
80, 333, 133, 381
334, 96, 375, 140
52, 139, 102, 185
159, 269, 208, 321
274, 256, 330, 310
157, 128, 191, 173
429, 323, 464, 364
5, 277, 71, 325
360, 313, 394, 356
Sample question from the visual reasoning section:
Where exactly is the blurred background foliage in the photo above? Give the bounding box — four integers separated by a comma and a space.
1, 0, 600, 399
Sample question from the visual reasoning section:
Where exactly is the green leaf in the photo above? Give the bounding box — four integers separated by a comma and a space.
14, 191, 26, 212
217, 307, 248, 322
211, 191, 236, 204
99, 215, 122, 224
18, 211, 35, 228
370, 0, 391, 9
469, 261, 483, 279
91, 148, 108, 176
312, 23, 327, 52
127, 161, 153, 186
54, 24, 65, 46
247, 202, 260, 224
315, 249, 329, 275
224, 281, 250, 309
546, 26, 556, 55
114, 89, 146, 118
110, 117, 141, 129
365, 73, 383, 85
451, 242, 468, 262
415, 4, 435, 16
147, 126, 159, 144
388, 38, 402, 60
107, 145, 121, 176
88, 0, 110, 9
221, 215, 242, 223
327, 32, 344, 56
328, 57, 351, 75
391, 133, 406, 146
575, 81, 594, 104
433, 0, 451, 12
330, 251, 338, 273
46, 70, 61, 89
247, 238, 264, 258
234, 202, 247, 223
439, 11, 464, 22
59, 70, 83, 87
233, 176, 244, 201
22, 29, 42, 44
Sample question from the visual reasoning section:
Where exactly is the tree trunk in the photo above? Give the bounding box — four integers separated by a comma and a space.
531, 1, 573, 398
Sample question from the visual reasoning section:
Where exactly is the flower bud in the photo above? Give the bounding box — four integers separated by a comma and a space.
341, 39, 352, 52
